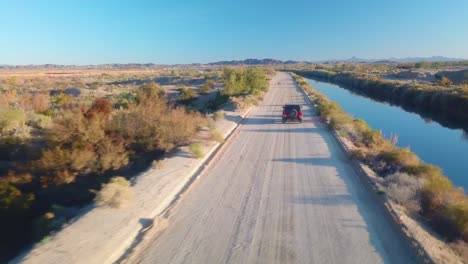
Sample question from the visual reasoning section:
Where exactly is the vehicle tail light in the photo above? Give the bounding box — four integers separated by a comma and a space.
283, 111, 288, 115
298, 112, 303, 117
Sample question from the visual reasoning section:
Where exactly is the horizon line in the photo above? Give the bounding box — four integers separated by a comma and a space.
1, 56, 468, 67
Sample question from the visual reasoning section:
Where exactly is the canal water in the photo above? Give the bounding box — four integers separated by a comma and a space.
306, 79, 468, 190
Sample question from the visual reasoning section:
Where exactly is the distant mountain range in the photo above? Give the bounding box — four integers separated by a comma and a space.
206, 58, 309, 65
204, 56, 466, 65
208, 56, 465, 65
0, 57, 466, 69
341, 56, 464, 63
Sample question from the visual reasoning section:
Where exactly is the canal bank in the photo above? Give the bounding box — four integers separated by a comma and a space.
303, 78, 468, 191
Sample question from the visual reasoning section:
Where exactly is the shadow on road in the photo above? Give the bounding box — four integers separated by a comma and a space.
241, 117, 279, 125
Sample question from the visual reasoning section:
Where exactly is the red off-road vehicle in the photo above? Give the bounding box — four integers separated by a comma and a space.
282, 104, 303, 123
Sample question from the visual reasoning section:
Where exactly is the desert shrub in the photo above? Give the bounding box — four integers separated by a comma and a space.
1, 171, 33, 185
157, 109, 206, 150
84, 98, 112, 119
380, 148, 420, 168
25, 93, 51, 113
0, 182, 35, 212
94, 176, 133, 208
89, 82, 101, 90
329, 112, 353, 130
446, 202, 468, 240
244, 95, 260, 106
115, 92, 136, 109
0, 90, 17, 108
213, 111, 225, 120
352, 118, 371, 133
189, 143, 204, 159
420, 165, 455, 211
112, 85, 206, 152
438, 76, 453, 86
115, 107, 204, 152
222, 67, 268, 96
136, 82, 165, 104
26, 112, 52, 129
347, 119, 388, 150
383, 173, 424, 212
361, 129, 393, 151
200, 79, 215, 93
211, 129, 225, 143
51, 93, 74, 107
0, 108, 26, 134
35, 99, 129, 185
178, 87, 196, 100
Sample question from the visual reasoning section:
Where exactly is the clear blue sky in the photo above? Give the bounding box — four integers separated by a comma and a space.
1, 0, 467, 64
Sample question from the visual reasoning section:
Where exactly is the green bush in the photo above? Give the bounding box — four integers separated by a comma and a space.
115, 92, 136, 109
0, 108, 26, 134
211, 129, 225, 144
222, 67, 268, 96
189, 143, 204, 159
178, 87, 196, 100
380, 148, 420, 168
213, 111, 225, 120
26, 112, 52, 129
136, 82, 165, 104
446, 203, 468, 240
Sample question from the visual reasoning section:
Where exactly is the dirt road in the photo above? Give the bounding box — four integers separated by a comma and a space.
136, 72, 418, 263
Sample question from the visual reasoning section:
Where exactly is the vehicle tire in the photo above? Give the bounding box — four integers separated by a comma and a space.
289, 109, 298, 118
299, 119, 303, 123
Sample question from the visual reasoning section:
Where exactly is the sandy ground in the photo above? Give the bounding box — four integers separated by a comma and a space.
134, 72, 418, 264
14, 95, 250, 264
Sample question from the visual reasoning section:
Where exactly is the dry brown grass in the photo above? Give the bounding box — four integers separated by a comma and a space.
382, 173, 425, 212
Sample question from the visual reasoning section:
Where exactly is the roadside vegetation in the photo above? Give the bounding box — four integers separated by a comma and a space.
188, 143, 204, 159
206, 67, 270, 110
291, 72, 468, 256
0, 71, 210, 261
0, 66, 271, 261
94, 176, 133, 209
